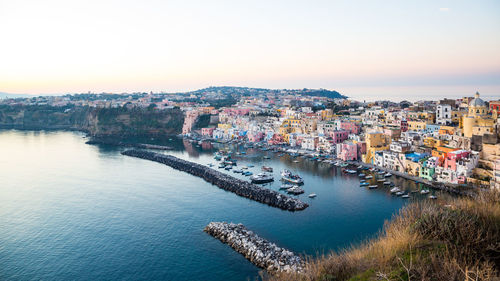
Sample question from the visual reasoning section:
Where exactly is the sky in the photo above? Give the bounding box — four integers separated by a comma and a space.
0, 0, 499, 99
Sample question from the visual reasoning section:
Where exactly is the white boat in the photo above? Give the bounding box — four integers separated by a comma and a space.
261, 166, 273, 172
368, 185, 378, 189
429, 195, 437, 199
286, 186, 304, 195
402, 194, 410, 198
395, 191, 404, 196
293, 160, 299, 163
420, 189, 430, 194
383, 181, 391, 185
250, 173, 274, 184
308, 193, 317, 198
390, 187, 401, 193
384, 173, 392, 177
281, 169, 304, 184
280, 184, 294, 190
365, 175, 373, 179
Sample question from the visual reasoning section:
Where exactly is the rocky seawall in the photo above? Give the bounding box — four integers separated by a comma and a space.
204, 222, 303, 273
121, 149, 308, 211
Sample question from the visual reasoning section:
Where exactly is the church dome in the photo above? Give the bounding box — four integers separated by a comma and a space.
469, 92, 486, 107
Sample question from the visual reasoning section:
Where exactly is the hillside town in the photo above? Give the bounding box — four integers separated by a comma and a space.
180, 91, 500, 190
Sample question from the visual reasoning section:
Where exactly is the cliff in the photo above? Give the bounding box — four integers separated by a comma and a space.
0, 105, 184, 137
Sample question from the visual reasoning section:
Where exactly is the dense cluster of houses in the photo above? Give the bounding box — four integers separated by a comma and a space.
184, 92, 500, 189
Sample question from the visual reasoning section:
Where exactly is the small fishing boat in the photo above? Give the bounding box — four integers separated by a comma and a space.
243, 171, 253, 176
250, 172, 274, 183
365, 175, 373, 179
261, 166, 273, 172
395, 191, 404, 196
360, 182, 369, 186
224, 166, 232, 170
308, 193, 317, 198
286, 186, 304, 195
358, 173, 365, 177
377, 179, 385, 182
384, 173, 392, 177
280, 184, 294, 190
368, 185, 378, 189
402, 194, 410, 198
429, 195, 437, 199
247, 164, 254, 168
263, 156, 271, 159
420, 189, 430, 194
390, 187, 401, 193
218, 164, 225, 169
383, 181, 391, 185
281, 169, 304, 184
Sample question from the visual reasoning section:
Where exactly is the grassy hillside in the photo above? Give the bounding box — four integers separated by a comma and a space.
267, 191, 500, 281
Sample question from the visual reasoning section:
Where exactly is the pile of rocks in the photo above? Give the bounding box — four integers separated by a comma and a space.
121, 149, 308, 211
204, 222, 303, 273
87, 140, 173, 150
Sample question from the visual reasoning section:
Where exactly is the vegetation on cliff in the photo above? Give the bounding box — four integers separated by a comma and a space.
267, 191, 500, 281
0, 105, 184, 137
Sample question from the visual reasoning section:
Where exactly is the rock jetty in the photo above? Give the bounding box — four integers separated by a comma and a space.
121, 149, 308, 211
204, 222, 303, 273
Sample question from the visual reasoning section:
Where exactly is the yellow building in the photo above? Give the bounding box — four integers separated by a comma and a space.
451, 110, 466, 127
282, 119, 302, 133
463, 92, 497, 138
217, 123, 232, 130
408, 121, 427, 131
363, 132, 390, 164
423, 137, 442, 148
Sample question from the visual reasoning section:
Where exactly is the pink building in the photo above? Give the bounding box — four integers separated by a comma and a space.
201, 127, 215, 137
400, 120, 408, 132
340, 121, 361, 134
331, 130, 349, 144
182, 111, 199, 135
444, 150, 470, 171
339, 142, 358, 161
247, 132, 264, 143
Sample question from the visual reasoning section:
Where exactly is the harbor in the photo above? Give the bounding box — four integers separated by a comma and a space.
121, 149, 309, 211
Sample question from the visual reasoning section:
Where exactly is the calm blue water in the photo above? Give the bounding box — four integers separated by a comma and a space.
0, 130, 446, 280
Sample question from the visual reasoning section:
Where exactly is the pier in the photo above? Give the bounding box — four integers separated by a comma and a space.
204, 222, 303, 273
121, 149, 308, 211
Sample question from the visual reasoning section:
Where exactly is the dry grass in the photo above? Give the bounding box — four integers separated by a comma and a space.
267, 191, 500, 281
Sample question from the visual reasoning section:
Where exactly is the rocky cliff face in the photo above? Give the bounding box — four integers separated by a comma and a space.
0, 105, 184, 137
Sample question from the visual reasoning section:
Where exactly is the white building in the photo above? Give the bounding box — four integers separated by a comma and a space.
436, 104, 452, 125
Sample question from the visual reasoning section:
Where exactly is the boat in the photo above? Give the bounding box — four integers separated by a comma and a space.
365, 175, 373, 179
347, 169, 357, 174
233, 169, 243, 173
207, 163, 214, 167
222, 156, 237, 166
248, 164, 254, 168
377, 179, 385, 182
390, 187, 401, 193
420, 189, 430, 194
218, 164, 225, 169
357, 165, 363, 169
402, 194, 410, 198
263, 156, 271, 159
293, 160, 299, 163
280, 184, 294, 190
243, 171, 253, 176
384, 173, 392, 177
358, 173, 365, 177
395, 191, 404, 196
368, 185, 378, 189
383, 181, 391, 185
308, 193, 317, 198
429, 195, 437, 199
250, 173, 274, 184
281, 169, 304, 184
286, 186, 304, 195
360, 182, 369, 186
224, 166, 232, 170
261, 166, 273, 172
241, 166, 248, 170
214, 154, 222, 161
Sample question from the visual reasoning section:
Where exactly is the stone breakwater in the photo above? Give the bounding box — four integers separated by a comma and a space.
204, 222, 303, 273
121, 149, 308, 211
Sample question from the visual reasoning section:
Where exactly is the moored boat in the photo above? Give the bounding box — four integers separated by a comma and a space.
368, 185, 378, 189
261, 166, 273, 172
250, 172, 274, 184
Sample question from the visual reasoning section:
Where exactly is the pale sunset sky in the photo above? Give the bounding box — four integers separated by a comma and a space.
0, 0, 499, 99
